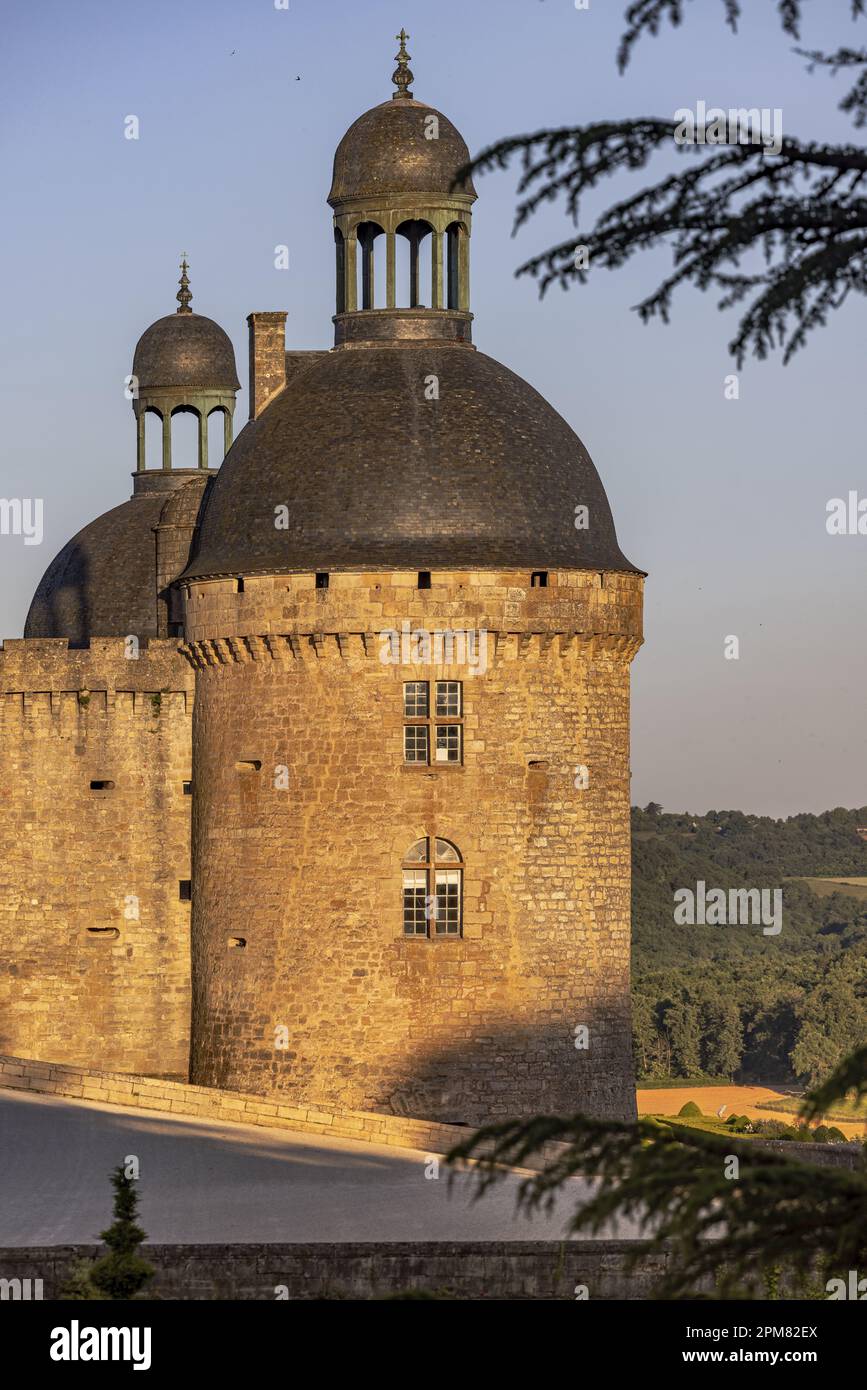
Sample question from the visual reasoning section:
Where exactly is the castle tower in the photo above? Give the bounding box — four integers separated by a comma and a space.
0, 273, 239, 1075
131, 258, 240, 476
181, 39, 644, 1124
27, 261, 240, 644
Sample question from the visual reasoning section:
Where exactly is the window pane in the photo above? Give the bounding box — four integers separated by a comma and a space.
434, 869, 461, 935
403, 870, 429, 936
404, 838, 428, 864
435, 681, 461, 716
404, 725, 430, 763
435, 725, 461, 763
403, 681, 429, 717
435, 838, 461, 863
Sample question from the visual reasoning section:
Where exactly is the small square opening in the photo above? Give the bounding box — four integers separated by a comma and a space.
90, 780, 115, 791
315, 572, 329, 589
531, 571, 548, 589
179, 880, 192, 902
417, 571, 431, 590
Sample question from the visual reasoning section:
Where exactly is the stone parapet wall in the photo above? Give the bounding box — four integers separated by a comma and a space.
0, 1240, 676, 1300
0, 1055, 480, 1155
181, 569, 644, 649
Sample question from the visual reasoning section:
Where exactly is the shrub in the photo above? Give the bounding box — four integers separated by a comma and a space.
677, 1101, 702, 1118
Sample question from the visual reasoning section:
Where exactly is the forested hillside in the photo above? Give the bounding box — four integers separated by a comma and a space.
630, 805, 867, 1086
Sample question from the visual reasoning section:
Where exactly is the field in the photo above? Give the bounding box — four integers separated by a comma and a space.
636, 1084, 867, 1140
754, 1093, 867, 1122
788, 875, 867, 901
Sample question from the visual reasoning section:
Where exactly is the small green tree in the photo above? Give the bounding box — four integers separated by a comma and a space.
61, 1167, 154, 1301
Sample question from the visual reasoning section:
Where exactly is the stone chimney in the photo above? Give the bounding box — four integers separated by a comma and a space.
247, 312, 288, 420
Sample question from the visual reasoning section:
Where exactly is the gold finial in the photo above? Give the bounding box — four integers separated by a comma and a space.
176, 255, 192, 314
392, 28, 413, 100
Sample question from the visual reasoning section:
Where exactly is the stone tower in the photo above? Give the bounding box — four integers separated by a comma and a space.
0, 267, 238, 1074
182, 37, 644, 1124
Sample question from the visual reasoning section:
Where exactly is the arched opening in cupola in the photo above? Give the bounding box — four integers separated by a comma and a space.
446, 221, 468, 310
143, 408, 163, 470
170, 406, 199, 470
396, 219, 435, 308
207, 407, 229, 465
334, 227, 346, 313
355, 221, 386, 309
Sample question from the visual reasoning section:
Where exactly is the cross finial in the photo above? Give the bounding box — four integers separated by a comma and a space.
176, 255, 192, 314
392, 27, 413, 100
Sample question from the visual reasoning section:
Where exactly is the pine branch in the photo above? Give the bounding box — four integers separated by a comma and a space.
459, 124, 867, 364
446, 1105, 867, 1298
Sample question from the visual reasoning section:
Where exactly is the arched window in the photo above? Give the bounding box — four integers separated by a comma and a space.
402, 837, 463, 938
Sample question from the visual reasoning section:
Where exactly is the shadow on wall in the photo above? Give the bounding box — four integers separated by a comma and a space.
370, 1013, 635, 1127
192, 996, 636, 1128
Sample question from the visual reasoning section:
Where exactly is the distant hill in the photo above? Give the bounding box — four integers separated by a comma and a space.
630, 806, 867, 1087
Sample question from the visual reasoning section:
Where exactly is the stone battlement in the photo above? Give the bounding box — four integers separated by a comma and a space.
0, 636, 194, 697
182, 568, 645, 649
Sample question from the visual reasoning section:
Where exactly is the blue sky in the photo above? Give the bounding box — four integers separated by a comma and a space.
2, 0, 865, 817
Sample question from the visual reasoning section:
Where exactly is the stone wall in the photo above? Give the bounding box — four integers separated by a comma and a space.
0, 1054, 468, 1155
0, 640, 193, 1075
4, 1055, 858, 1175
183, 568, 643, 1124
0, 1240, 675, 1300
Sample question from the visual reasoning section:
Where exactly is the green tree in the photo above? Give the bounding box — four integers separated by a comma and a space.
790, 981, 867, 1086
61, 1167, 154, 1302
664, 997, 703, 1075
702, 996, 743, 1079
463, 1, 867, 363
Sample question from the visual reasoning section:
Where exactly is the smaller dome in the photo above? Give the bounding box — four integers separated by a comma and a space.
328, 99, 476, 205
132, 312, 240, 392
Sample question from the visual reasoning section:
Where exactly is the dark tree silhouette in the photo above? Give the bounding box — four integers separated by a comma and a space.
447, 1045, 867, 1298
462, 1, 867, 363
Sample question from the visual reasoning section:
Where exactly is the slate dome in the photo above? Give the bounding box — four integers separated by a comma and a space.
182, 346, 638, 579
328, 98, 476, 204
25, 476, 210, 644
132, 312, 240, 392
25, 494, 169, 644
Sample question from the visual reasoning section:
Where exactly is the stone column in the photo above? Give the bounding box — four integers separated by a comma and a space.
345, 236, 358, 311
136, 410, 145, 471
431, 230, 443, 309
162, 411, 172, 470
198, 411, 208, 470
223, 408, 232, 457
386, 231, 396, 308
460, 229, 470, 311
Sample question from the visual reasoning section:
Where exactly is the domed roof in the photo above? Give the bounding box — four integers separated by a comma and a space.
132, 312, 240, 392
328, 98, 476, 204
25, 475, 210, 644
25, 494, 168, 644
182, 346, 638, 579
